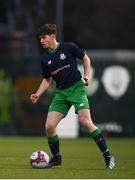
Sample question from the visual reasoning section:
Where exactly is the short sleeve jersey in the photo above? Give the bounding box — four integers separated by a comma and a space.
41, 42, 85, 89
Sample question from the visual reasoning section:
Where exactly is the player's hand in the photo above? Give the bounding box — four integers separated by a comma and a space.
83, 77, 89, 86
30, 94, 39, 104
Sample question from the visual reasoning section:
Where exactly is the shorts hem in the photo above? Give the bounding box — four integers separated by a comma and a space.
48, 109, 67, 118
75, 107, 90, 114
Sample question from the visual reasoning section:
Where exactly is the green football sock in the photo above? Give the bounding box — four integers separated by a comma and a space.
90, 128, 111, 158
48, 135, 60, 157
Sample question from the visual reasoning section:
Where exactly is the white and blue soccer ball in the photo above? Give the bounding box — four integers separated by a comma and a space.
30, 150, 49, 168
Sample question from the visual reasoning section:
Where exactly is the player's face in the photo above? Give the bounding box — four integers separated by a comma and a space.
40, 34, 54, 48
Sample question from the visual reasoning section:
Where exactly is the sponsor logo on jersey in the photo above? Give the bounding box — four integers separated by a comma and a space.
51, 64, 70, 75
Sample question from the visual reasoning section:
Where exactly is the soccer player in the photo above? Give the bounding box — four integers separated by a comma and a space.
30, 24, 115, 170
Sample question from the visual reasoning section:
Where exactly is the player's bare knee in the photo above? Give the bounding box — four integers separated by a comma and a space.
45, 123, 55, 133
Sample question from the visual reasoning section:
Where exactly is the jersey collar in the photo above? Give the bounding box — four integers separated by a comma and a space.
48, 43, 60, 54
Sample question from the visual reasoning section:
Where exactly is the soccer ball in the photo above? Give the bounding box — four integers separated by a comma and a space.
30, 150, 50, 168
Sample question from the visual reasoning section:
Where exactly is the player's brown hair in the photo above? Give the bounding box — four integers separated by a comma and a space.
38, 24, 57, 36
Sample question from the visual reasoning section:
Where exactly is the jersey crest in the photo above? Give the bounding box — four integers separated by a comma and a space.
60, 53, 66, 60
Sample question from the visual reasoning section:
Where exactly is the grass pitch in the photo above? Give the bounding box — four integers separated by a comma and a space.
0, 137, 135, 179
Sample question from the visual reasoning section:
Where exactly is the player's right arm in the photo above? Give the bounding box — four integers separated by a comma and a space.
30, 78, 52, 104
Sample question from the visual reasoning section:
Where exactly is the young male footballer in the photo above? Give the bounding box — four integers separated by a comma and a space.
30, 24, 115, 170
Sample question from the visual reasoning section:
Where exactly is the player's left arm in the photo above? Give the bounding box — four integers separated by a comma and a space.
81, 54, 91, 86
